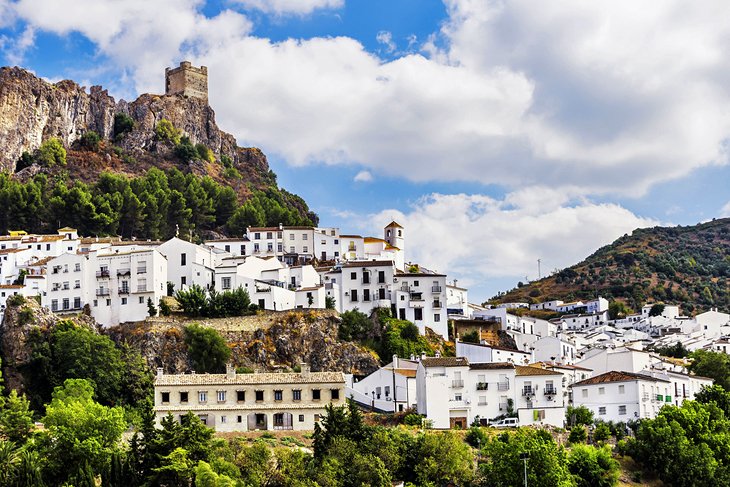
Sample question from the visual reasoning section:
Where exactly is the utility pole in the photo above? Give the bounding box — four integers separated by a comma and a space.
537, 259, 542, 280
520, 452, 529, 486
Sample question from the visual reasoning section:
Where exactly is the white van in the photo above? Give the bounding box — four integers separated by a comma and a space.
492, 418, 519, 428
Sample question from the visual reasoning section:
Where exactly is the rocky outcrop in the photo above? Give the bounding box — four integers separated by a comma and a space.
107, 310, 380, 376
0, 297, 97, 393
0, 66, 268, 175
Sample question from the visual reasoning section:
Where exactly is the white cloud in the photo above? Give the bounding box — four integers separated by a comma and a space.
376, 31, 396, 53
353, 170, 373, 182
2, 25, 34, 65
366, 192, 658, 294
232, 0, 343, 15
7, 0, 730, 197
721, 202, 730, 218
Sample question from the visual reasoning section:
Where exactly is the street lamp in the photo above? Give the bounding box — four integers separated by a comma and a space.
519, 452, 529, 487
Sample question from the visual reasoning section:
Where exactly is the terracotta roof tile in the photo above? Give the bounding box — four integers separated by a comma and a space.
572, 370, 670, 387
421, 357, 469, 368
469, 362, 515, 370
155, 371, 345, 386
515, 365, 562, 376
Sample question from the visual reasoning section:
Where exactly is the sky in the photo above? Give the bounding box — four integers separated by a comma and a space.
1, 0, 730, 303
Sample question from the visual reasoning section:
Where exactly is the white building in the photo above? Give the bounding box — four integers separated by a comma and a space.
154, 364, 345, 432
456, 340, 531, 365
571, 371, 673, 422
514, 365, 565, 427
348, 356, 418, 412
446, 282, 469, 318
531, 336, 577, 365
158, 237, 219, 292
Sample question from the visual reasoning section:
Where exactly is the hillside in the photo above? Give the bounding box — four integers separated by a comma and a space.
0, 66, 317, 238
491, 218, 730, 314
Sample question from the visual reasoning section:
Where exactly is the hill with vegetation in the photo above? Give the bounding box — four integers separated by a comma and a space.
490, 218, 730, 315
0, 66, 317, 239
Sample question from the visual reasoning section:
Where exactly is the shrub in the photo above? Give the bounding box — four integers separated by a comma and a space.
113, 113, 134, 139
223, 166, 241, 180
325, 295, 336, 310
184, 323, 231, 373
155, 118, 181, 144
465, 426, 488, 448
195, 143, 215, 163
338, 309, 372, 341
17, 307, 35, 326
79, 131, 100, 151
6, 294, 25, 307
566, 405, 594, 427
175, 136, 198, 162
567, 444, 620, 487
159, 299, 171, 316
37, 138, 66, 166
593, 422, 611, 443
569, 425, 587, 444
403, 413, 423, 426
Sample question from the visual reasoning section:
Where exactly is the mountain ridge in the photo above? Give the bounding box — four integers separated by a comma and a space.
491, 217, 730, 315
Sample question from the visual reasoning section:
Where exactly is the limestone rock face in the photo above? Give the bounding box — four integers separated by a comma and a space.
0, 67, 116, 170
0, 66, 268, 175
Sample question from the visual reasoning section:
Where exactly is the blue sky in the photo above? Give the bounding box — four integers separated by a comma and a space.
2, 0, 729, 303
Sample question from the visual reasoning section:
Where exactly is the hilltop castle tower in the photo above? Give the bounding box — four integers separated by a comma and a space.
165, 61, 208, 102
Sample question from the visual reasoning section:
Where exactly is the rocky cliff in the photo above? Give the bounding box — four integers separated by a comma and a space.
107, 310, 380, 376
0, 297, 97, 393
0, 66, 268, 178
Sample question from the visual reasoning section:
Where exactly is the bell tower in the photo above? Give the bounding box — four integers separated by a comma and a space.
384, 221, 404, 253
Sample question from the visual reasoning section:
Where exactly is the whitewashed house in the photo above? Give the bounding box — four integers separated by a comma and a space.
348, 356, 418, 412
158, 237, 219, 292
514, 366, 565, 427
571, 371, 673, 422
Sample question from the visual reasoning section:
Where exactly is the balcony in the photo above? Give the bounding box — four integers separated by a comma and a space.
118, 288, 130, 295
544, 386, 557, 396
400, 284, 411, 293
348, 244, 356, 252
117, 268, 131, 276
451, 380, 464, 388
96, 269, 110, 278
498, 402, 508, 411
476, 382, 488, 391
522, 387, 535, 397
642, 392, 650, 401
255, 287, 271, 293
409, 293, 424, 302
433, 301, 442, 309
96, 288, 110, 296
477, 400, 488, 406
497, 381, 510, 391
431, 285, 442, 293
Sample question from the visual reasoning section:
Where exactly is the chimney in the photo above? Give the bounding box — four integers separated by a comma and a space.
226, 363, 235, 379
420, 351, 427, 361
435, 351, 441, 358
300, 363, 310, 378
157, 367, 164, 378
392, 354, 399, 369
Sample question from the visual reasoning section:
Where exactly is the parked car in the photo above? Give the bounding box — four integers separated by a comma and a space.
492, 417, 519, 428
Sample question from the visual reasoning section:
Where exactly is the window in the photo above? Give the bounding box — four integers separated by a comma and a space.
274, 390, 283, 401
302, 234, 308, 240
267, 243, 273, 252
221, 415, 227, 423
217, 391, 226, 402
74, 280, 80, 288
414, 308, 423, 321
74, 297, 81, 309
363, 289, 370, 302
62, 298, 69, 310
414, 280, 419, 287
181, 253, 186, 266
303, 246, 308, 253
455, 393, 462, 401
254, 232, 261, 240
266, 232, 273, 239
278, 243, 283, 252
222, 277, 231, 289
180, 392, 188, 403
581, 389, 588, 398
161, 392, 170, 403
237, 415, 243, 423
312, 389, 321, 400
255, 390, 264, 402
618, 385, 625, 394
598, 407, 606, 415
299, 414, 305, 422
121, 297, 127, 305
434, 314, 441, 322
351, 290, 358, 302
334, 239, 339, 244
181, 277, 186, 286
331, 389, 341, 400
254, 243, 260, 252
334, 251, 339, 257
619, 405, 627, 415
598, 387, 605, 395
199, 391, 207, 403
289, 246, 295, 253
93, 300, 97, 307
314, 414, 320, 422
139, 296, 144, 304
293, 390, 301, 401
350, 272, 357, 280
240, 245, 245, 254
378, 271, 385, 283
106, 299, 111, 306
237, 390, 245, 402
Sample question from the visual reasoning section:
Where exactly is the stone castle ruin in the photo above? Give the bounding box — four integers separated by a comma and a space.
165, 61, 208, 103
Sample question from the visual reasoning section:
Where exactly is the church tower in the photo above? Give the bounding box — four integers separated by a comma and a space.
384, 221, 405, 269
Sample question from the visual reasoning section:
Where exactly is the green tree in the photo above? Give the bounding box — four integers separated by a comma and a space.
569, 426, 587, 444
567, 445, 620, 487
648, 303, 666, 317
325, 296, 336, 310
566, 405, 594, 427
194, 460, 236, 487
0, 390, 34, 444
184, 324, 231, 373
147, 297, 158, 317
41, 379, 126, 483
79, 131, 101, 151
480, 429, 574, 487
695, 384, 730, 415
593, 422, 611, 443
688, 349, 730, 390
37, 138, 66, 166
607, 300, 631, 320
338, 309, 372, 341
176, 284, 208, 317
